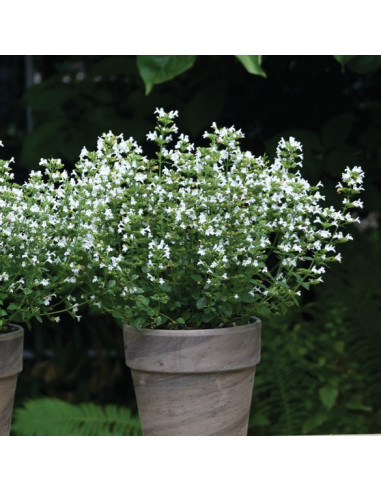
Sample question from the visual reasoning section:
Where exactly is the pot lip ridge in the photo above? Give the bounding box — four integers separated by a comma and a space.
0, 324, 24, 341
123, 317, 261, 338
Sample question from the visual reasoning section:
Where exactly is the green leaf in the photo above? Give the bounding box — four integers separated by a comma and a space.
334, 55, 381, 74
333, 55, 356, 67
255, 304, 272, 317
302, 413, 328, 434
319, 386, 338, 409
239, 293, 256, 303
196, 297, 207, 309
112, 310, 125, 321
176, 317, 185, 325
137, 55, 197, 95
190, 274, 203, 283
235, 55, 266, 78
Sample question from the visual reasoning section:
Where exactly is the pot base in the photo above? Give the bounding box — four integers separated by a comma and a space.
131, 367, 256, 436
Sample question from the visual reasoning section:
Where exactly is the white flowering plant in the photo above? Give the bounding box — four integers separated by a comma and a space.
63, 108, 364, 330
0, 143, 87, 333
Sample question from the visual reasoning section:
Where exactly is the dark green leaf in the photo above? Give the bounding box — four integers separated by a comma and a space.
191, 274, 203, 283
137, 55, 197, 94
302, 413, 328, 434
196, 297, 207, 309
334, 55, 381, 74
239, 293, 256, 303
333, 55, 356, 67
235, 55, 266, 77
319, 386, 338, 409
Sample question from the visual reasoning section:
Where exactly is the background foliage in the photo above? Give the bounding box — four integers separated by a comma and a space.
0, 55, 380, 435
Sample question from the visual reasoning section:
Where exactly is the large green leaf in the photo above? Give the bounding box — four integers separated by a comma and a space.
235, 55, 266, 77
137, 55, 197, 94
334, 55, 381, 74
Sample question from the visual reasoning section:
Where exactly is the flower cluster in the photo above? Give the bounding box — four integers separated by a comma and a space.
0, 110, 365, 332
64, 109, 365, 329
0, 148, 87, 332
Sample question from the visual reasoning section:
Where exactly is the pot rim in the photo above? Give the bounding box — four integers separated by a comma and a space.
123, 317, 261, 338
0, 324, 24, 341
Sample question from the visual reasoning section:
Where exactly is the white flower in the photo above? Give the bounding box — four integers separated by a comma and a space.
146, 131, 158, 141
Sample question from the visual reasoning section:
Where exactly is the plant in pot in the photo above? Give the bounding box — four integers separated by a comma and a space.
70, 109, 364, 436
0, 145, 89, 436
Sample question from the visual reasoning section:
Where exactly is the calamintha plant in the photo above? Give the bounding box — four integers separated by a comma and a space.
61, 108, 364, 330
0, 143, 90, 333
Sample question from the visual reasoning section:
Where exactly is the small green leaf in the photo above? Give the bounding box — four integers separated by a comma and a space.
235, 55, 266, 78
196, 297, 207, 309
191, 274, 203, 283
319, 386, 338, 410
112, 310, 124, 321
302, 413, 328, 434
239, 293, 256, 303
176, 317, 185, 325
137, 55, 197, 95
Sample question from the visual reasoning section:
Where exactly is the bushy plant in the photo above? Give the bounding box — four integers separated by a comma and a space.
0, 143, 88, 332
62, 108, 364, 329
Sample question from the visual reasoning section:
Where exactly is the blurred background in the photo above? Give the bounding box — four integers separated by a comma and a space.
1, 54, 380, 435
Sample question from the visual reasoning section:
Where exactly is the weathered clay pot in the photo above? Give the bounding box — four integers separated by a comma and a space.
0, 325, 24, 436
123, 319, 261, 436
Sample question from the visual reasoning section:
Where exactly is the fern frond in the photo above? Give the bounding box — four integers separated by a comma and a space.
12, 398, 142, 436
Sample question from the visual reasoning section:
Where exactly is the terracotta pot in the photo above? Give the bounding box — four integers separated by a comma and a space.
123, 319, 261, 436
0, 325, 24, 436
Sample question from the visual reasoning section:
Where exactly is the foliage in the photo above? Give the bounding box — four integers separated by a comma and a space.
137, 55, 197, 94
249, 229, 381, 435
0, 150, 91, 331
334, 55, 381, 74
12, 397, 142, 436
1, 55, 380, 434
235, 55, 267, 77
63, 109, 363, 329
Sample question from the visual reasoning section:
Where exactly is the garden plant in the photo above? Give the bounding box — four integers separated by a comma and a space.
30, 107, 363, 435
2, 55, 378, 437
64, 108, 365, 329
